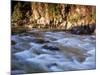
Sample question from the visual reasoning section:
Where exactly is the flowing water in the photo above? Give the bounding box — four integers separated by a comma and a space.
11, 30, 96, 74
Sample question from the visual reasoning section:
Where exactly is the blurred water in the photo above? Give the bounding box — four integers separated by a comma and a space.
11, 30, 96, 74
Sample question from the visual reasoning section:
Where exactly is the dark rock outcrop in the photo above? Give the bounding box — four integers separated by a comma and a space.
42, 45, 60, 51
33, 38, 50, 44
70, 24, 96, 35
11, 40, 16, 45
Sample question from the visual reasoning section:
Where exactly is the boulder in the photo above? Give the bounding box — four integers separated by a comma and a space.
42, 45, 60, 51
70, 24, 96, 35
33, 38, 49, 44
11, 40, 16, 45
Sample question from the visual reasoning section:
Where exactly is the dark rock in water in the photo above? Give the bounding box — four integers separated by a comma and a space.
12, 26, 27, 35
70, 24, 96, 35
33, 38, 50, 44
88, 24, 96, 34
71, 26, 81, 34
11, 40, 16, 45
47, 63, 58, 68
42, 45, 60, 51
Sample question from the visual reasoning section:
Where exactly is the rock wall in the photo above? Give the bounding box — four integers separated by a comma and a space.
11, 1, 96, 34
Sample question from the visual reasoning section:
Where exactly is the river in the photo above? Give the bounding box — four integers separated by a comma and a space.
11, 30, 96, 74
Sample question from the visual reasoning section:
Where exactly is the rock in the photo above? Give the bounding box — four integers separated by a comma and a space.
89, 24, 96, 34
12, 26, 27, 35
33, 38, 49, 44
71, 26, 84, 34
11, 40, 16, 45
42, 45, 60, 51
70, 24, 96, 35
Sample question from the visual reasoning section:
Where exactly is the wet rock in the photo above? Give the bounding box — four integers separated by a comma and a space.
70, 24, 96, 35
42, 45, 60, 51
11, 40, 16, 45
71, 26, 85, 35
12, 26, 27, 35
89, 24, 96, 34
27, 30, 44, 37
33, 38, 50, 44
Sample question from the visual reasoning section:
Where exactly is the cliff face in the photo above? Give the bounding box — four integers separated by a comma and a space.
11, 1, 96, 34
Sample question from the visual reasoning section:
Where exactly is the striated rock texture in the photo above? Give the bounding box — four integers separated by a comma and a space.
11, 1, 96, 34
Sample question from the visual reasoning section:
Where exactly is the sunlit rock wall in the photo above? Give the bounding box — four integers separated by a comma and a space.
11, 1, 96, 33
